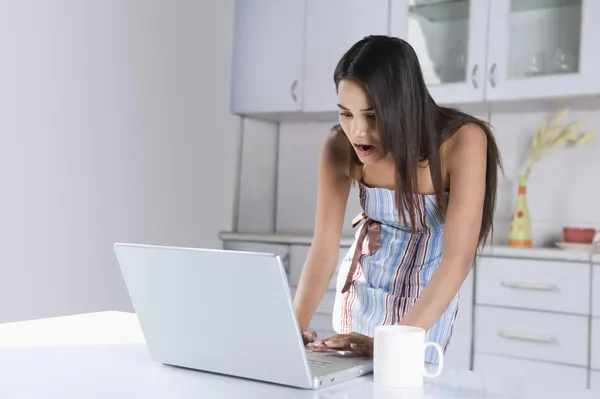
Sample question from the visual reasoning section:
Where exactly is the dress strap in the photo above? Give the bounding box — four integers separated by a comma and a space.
341, 212, 382, 293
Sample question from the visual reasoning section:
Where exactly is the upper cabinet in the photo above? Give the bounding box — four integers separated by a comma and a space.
485, 0, 600, 101
230, 0, 305, 115
303, 0, 390, 113
230, 0, 600, 119
390, 0, 490, 105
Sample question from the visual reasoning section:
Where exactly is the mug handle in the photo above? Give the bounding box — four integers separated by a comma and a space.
423, 342, 444, 378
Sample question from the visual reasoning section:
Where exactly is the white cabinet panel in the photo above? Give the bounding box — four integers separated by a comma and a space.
303, 0, 389, 112
236, 119, 278, 233
389, 0, 489, 104
475, 256, 590, 315
592, 318, 600, 371
231, 0, 305, 114
474, 353, 588, 389
593, 265, 600, 317
475, 306, 589, 366
485, 0, 600, 101
591, 371, 600, 391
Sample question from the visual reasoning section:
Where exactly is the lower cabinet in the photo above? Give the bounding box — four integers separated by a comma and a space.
474, 353, 589, 389
592, 318, 599, 371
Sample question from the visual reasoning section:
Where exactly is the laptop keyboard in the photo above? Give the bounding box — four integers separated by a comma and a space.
307, 358, 333, 369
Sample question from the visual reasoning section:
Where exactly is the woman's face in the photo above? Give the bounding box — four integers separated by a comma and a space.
336, 79, 384, 165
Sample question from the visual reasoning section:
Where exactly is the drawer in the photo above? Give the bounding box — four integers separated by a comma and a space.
591, 371, 600, 391
222, 242, 290, 272
475, 257, 590, 315
592, 318, 600, 370
593, 265, 600, 317
474, 306, 588, 366
290, 288, 335, 316
288, 244, 351, 290
474, 353, 588, 389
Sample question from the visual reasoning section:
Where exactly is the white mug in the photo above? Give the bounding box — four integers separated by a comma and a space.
374, 325, 444, 388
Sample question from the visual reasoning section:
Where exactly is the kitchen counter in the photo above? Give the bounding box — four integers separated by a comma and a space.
219, 231, 599, 263
0, 311, 595, 398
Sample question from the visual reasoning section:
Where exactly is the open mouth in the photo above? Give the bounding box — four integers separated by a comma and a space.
355, 144, 374, 154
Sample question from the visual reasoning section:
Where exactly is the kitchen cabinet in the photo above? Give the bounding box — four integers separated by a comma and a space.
230, 0, 305, 115
593, 264, 600, 317
474, 353, 588, 389
592, 318, 599, 371
302, 0, 389, 112
391, 0, 600, 105
475, 256, 590, 315
389, 0, 490, 105
474, 306, 589, 366
231, 0, 600, 119
485, 0, 600, 101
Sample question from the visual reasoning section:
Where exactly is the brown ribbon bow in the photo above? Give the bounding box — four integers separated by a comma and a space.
341, 212, 382, 293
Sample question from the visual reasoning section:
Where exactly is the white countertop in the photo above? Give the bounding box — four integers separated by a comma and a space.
219, 231, 600, 263
0, 311, 595, 398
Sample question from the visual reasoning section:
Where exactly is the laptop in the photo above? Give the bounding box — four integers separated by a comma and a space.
113, 243, 373, 389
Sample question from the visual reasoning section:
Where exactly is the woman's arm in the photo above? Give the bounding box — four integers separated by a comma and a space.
399, 123, 488, 330
293, 129, 351, 331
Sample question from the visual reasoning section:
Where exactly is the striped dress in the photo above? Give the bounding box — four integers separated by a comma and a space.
332, 180, 458, 365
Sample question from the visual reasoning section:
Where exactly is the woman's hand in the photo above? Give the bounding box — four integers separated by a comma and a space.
301, 330, 317, 346
311, 332, 373, 357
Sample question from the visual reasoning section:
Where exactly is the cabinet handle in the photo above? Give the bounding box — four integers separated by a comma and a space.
290, 79, 298, 102
489, 63, 497, 88
471, 64, 479, 88
498, 330, 557, 344
500, 280, 558, 292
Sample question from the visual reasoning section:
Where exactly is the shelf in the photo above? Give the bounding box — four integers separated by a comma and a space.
409, 0, 581, 23
511, 0, 582, 13
409, 0, 469, 22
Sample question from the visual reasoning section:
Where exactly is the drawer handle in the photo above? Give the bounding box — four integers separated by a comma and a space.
500, 281, 558, 292
498, 330, 557, 344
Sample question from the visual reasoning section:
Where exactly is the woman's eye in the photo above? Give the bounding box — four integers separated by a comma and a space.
366, 114, 376, 120
340, 112, 352, 118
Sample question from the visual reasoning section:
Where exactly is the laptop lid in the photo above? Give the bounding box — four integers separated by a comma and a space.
113, 243, 313, 388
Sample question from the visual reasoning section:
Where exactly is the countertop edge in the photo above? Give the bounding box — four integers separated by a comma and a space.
219, 231, 600, 263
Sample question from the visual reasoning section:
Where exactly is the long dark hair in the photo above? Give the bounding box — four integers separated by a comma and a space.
334, 35, 502, 248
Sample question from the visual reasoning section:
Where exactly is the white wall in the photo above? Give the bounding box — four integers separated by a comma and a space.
0, 0, 240, 323
237, 105, 600, 247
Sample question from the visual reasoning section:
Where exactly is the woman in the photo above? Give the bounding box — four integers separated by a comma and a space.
292, 35, 502, 365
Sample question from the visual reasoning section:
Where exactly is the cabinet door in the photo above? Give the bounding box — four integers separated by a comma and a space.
231, 0, 305, 114
485, 0, 600, 101
303, 0, 389, 112
390, 0, 489, 105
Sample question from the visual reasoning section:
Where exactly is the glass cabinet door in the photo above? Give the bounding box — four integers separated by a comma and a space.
486, 0, 600, 100
390, 0, 490, 105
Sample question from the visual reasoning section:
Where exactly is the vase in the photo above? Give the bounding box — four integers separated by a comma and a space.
508, 174, 532, 247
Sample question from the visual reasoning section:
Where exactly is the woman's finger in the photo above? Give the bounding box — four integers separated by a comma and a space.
350, 343, 371, 355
